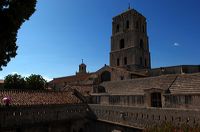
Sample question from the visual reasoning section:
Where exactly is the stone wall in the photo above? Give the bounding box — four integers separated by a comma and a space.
91, 95, 144, 107
164, 94, 200, 109
89, 104, 200, 129
0, 104, 88, 129
91, 94, 200, 109
87, 120, 141, 132
149, 65, 200, 77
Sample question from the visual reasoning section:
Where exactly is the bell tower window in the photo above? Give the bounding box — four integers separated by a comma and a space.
140, 39, 144, 49
117, 58, 120, 66
126, 20, 129, 29
142, 25, 145, 33
120, 39, 125, 49
116, 24, 119, 33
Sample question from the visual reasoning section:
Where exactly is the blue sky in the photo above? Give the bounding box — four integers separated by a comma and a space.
0, 0, 200, 80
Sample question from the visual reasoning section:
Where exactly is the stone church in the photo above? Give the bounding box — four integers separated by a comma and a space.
1, 7, 200, 132
49, 8, 200, 109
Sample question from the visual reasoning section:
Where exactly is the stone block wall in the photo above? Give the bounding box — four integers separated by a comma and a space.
149, 65, 200, 77
89, 104, 200, 129
91, 95, 145, 107
0, 104, 88, 129
164, 94, 200, 109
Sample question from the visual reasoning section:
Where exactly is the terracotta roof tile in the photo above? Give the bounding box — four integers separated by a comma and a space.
0, 90, 81, 106
50, 74, 91, 84
62, 85, 93, 96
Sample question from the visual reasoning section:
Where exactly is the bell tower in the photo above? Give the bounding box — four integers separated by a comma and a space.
76, 59, 87, 75
110, 8, 151, 71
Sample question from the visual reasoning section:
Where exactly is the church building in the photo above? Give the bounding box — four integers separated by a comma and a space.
49, 7, 200, 109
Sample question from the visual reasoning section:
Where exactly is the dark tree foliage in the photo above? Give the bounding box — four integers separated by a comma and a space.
3, 74, 47, 90
0, 0, 37, 70
26, 74, 47, 90
4, 74, 26, 89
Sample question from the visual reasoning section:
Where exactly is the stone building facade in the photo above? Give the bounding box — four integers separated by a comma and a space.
91, 73, 200, 109
49, 7, 200, 111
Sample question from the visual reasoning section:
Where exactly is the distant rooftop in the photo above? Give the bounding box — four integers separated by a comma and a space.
0, 80, 4, 84
99, 73, 200, 95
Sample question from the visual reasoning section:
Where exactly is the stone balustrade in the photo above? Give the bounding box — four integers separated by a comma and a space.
1, 103, 200, 130
89, 104, 200, 129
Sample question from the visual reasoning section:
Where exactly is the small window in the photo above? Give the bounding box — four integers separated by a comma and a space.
117, 58, 120, 66
124, 57, 127, 65
120, 39, 125, 49
116, 24, 119, 32
140, 39, 144, 49
140, 57, 143, 65
126, 20, 129, 29
101, 71, 111, 82
185, 95, 192, 104
120, 76, 124, 80
142, 25, 145, 33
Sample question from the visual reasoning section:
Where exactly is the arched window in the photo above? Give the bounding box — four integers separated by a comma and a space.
101, 71, 111, 82
140, 39, 144, 49
120, 39, 125, 49
117, 58, 120, 66
124, 57, 127, 65
116, 24, 120, 33
98, 86, 106, 93
126, 20, 129, 29
142, 25, 145, 33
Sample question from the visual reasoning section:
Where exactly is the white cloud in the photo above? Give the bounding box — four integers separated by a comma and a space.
11, 72, 19, 75
174, 42, 180, 47
43, 76, 53, 82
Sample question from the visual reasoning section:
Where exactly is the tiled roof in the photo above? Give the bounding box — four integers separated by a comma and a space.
0, 90, 81, 106
170, 73, 200, 94
50, 74, 91, 84
113, 8, 145, 20
96, 65, 147, 77
62, 84, 93, 96
100, 73, 200, 95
